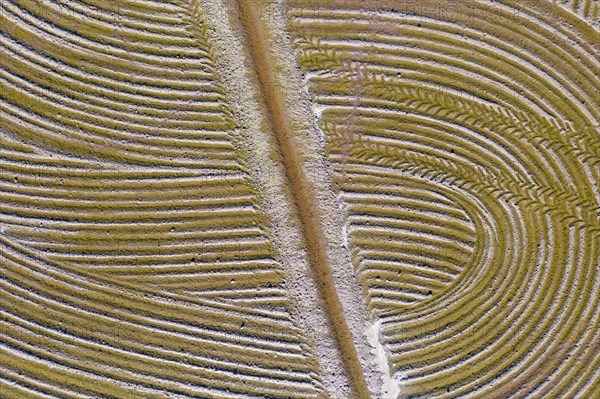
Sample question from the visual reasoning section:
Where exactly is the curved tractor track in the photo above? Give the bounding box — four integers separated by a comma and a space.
1, 0, 600, 398
287, 0, 599, 397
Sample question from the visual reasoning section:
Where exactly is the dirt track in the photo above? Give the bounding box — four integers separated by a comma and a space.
235, 1, 371, 397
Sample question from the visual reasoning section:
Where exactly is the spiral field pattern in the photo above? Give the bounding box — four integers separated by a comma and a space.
287, 0, 599, 397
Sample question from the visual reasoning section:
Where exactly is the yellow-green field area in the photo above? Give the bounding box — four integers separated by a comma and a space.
1, 1, 599, 398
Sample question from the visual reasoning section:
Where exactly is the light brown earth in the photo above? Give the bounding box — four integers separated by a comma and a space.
1, 1, 599, 398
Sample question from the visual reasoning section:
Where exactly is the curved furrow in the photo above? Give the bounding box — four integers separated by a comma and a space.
1, 0, 235, 166
286, 0, 599, 397
1, 0, 327, 398
558, 0, 600, 26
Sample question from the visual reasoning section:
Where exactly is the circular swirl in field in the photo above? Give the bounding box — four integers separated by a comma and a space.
287, 0, 599, 397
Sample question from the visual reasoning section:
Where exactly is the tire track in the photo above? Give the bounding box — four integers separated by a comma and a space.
234, 1, 370, 397
286, 0, 600, 397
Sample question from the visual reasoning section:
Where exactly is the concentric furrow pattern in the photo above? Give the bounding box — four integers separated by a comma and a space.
287, 0, 599, 397
335, 169, 476, 313
1, 1, 324, 398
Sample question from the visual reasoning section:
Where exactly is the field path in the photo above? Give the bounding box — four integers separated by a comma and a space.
235, 1, 370, 397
